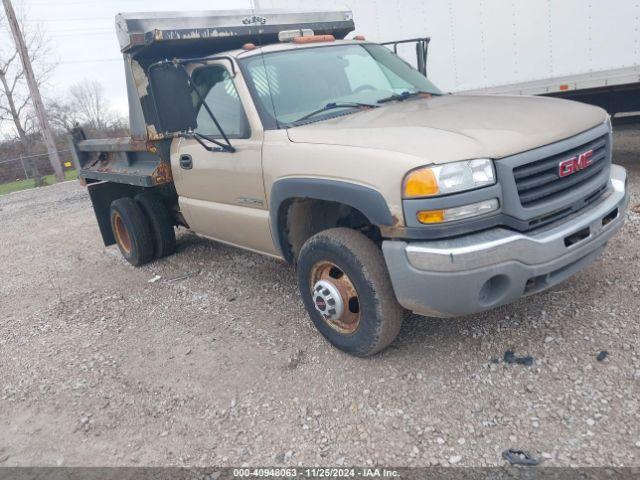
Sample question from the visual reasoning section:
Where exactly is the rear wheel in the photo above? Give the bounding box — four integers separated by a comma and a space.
135, 191, 176, 259
110, 197, 154, 267
296, 228, 403, 357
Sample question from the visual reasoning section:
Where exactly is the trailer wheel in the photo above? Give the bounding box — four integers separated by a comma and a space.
110, 197, 154, 267
135, 192, 176, 259
296, 228, 403, 357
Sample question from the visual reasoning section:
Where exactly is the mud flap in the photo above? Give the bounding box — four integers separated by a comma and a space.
87, 182, 143, 246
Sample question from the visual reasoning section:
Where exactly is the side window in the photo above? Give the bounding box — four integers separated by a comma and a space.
191, 65, 250, 139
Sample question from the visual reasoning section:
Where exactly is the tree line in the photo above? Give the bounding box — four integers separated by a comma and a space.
0, 4, 127, 184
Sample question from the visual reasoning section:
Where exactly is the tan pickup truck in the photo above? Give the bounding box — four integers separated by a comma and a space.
71, 9, 629, 356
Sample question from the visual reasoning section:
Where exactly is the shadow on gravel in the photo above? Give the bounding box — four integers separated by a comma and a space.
174, 230, 219, 254
385, 296, 547, 361
388, 311, 490, 355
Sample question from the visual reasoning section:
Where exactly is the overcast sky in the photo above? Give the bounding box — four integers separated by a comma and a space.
21, 0, 256, 118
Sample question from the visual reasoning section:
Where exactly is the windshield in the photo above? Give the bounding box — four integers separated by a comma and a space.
239, 43, 442, 128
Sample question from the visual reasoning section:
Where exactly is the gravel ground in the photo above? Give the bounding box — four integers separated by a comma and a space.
0, 123, 639, 468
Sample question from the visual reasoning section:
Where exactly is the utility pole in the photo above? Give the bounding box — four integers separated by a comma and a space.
2, 0, 64, 183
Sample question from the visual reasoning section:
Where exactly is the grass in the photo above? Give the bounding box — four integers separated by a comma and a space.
0, 170, 78, 196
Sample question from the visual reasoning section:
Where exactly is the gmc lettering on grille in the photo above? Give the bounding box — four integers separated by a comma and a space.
558, 150, 594, 178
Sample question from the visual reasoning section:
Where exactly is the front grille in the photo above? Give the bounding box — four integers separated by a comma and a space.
513, 134, 609, 208
526, 183, 607, 229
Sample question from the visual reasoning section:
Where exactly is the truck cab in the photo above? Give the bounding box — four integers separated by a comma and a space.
71, 9, 629, 356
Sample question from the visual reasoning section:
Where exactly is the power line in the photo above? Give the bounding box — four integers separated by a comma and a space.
49, 27, 113, 33
27, 0, 148, 4
59, 58, 121, 65
50, 30, 113, 38
26, 17, 112, 22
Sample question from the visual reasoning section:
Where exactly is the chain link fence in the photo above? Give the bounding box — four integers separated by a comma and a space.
0, 149, 77, 192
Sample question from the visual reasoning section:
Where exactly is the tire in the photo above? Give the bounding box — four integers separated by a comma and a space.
296, 228, 403, 357
110, 197, 154, 267
135, 192, 176, 259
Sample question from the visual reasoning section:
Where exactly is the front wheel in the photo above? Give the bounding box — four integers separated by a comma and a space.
296, 228, 403, 357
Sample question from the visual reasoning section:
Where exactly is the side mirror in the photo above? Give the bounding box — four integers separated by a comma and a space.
148, 63, 198, 134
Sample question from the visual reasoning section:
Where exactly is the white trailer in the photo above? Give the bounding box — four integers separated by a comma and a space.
256, 0, 640, 114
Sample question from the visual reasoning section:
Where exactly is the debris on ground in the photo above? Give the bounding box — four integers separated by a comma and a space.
148, 275, 162, 284
596, 350, 609, 362
503, 350, 534, 366
286, 349, 305, 370
165, 271, 200, 283
502, 449, 540, 466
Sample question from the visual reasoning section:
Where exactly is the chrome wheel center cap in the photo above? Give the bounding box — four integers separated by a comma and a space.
312, 280, 344, 321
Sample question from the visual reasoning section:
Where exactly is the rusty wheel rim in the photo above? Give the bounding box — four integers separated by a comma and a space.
113, 213, 132, 254
310, 261, 361, 334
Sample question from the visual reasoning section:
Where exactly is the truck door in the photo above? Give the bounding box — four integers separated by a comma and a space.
171, 61, 278, 256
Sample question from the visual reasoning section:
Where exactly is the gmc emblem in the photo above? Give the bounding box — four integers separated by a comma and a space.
558, 150, 594, 178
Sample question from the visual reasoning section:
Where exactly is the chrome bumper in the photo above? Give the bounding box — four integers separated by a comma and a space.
383, 164, 628, 317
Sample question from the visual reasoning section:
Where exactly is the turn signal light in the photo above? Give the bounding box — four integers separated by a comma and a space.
417, 199, 499, 224
293, 34, 335, 44
416, 210, 445, 224
404, 168, 439, 197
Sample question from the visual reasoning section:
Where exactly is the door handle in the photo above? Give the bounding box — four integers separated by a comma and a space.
179, 154, 193, 170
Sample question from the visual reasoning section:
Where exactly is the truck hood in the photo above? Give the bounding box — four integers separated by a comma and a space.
286, 94, 607, 162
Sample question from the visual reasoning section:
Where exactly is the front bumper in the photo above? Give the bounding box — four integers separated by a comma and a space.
383, 164, 629, 318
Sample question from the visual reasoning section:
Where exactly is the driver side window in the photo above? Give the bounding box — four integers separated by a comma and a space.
191, 65, 250, 139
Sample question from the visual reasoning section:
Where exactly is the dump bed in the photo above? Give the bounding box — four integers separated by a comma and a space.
71, 8, 354, 188
70, 130, 172, 187
116, 9, 354, 59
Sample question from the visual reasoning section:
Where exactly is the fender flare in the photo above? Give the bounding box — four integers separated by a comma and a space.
269, 178, 395, 262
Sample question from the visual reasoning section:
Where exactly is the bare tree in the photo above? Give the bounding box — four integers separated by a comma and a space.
68, 79, 114, 132
0, 5, 55, 139
47, 97, 80, 133
48, 80, 128, 138
0, 3, 56, 184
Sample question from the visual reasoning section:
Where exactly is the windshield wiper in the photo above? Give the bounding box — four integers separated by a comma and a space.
289, 102, 378, 125
377, 90, 439, 104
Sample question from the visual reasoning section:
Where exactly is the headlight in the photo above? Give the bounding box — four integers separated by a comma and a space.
403, 159, 495, 198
